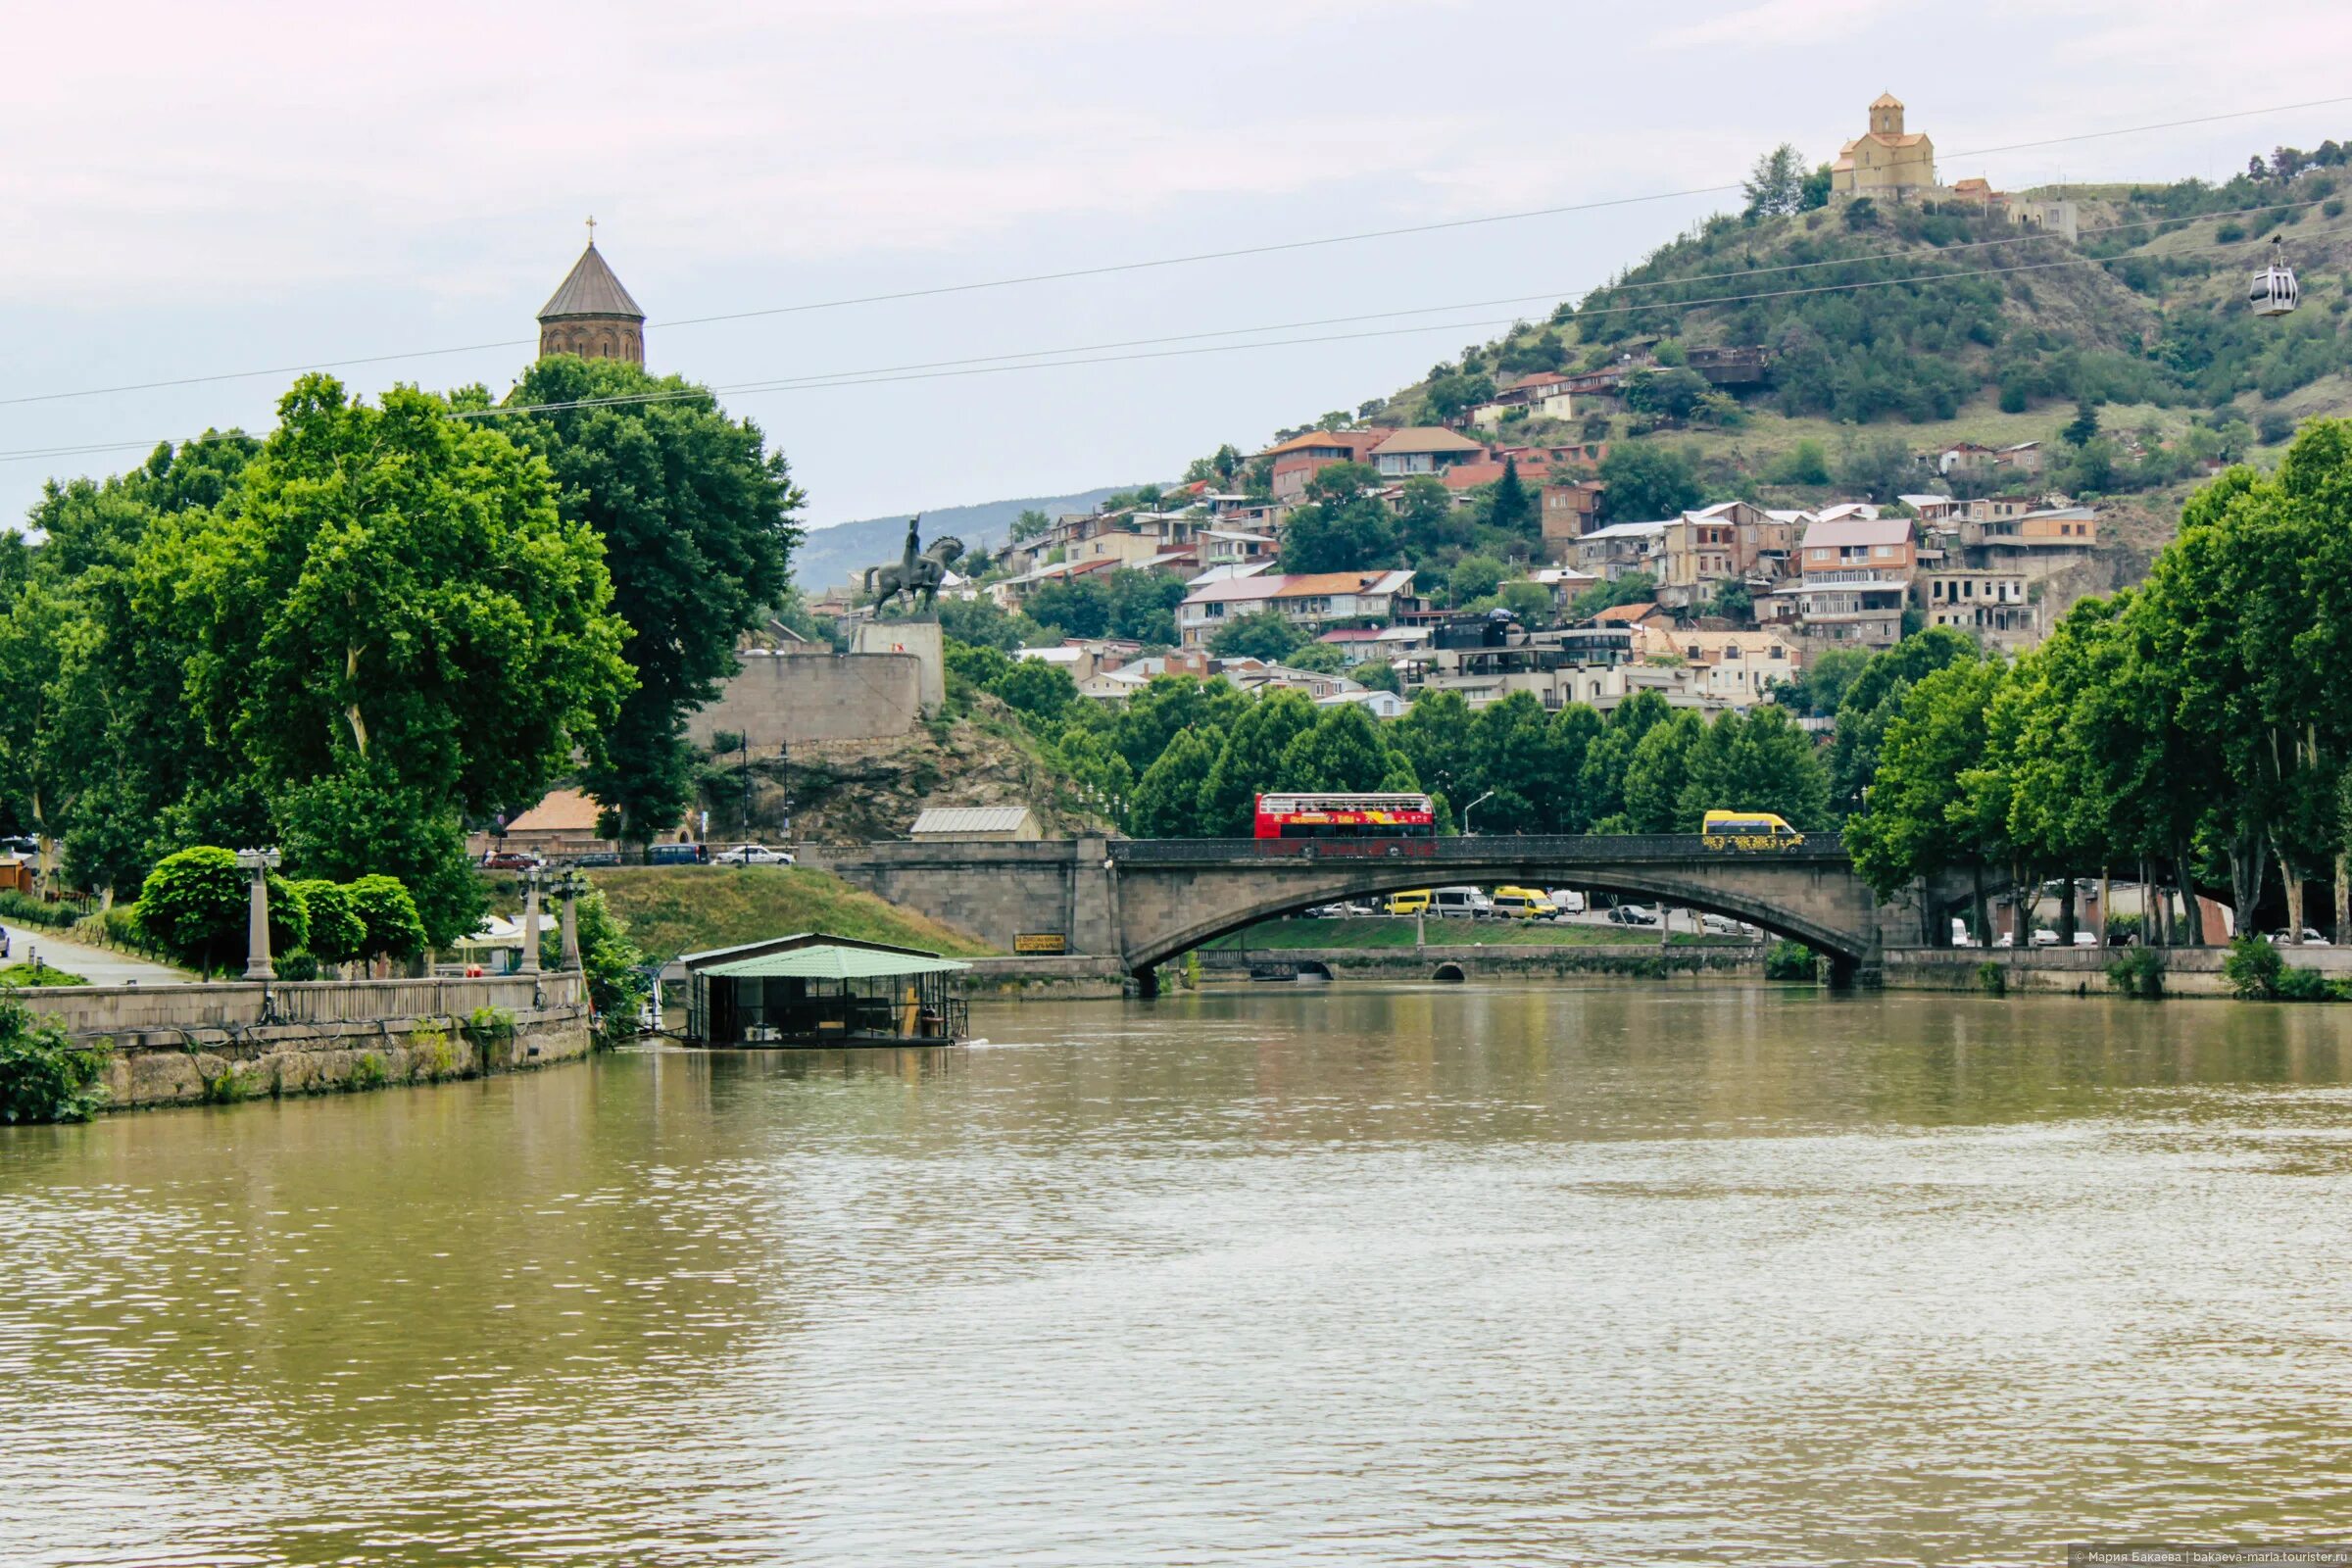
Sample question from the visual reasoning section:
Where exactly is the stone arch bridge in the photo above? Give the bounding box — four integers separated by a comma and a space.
803, 836, 1892, 988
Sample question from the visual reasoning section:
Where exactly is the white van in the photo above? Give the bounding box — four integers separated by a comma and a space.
1546, 890, 1587, 914
1431, 887, 1494, 919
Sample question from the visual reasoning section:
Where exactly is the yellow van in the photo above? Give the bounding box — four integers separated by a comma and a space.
1491, 885, 1555, 919
1384, 890, 1433, 916
1700, 809, 1805, 852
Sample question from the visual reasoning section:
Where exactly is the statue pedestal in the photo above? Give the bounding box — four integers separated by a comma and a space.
851, 619, 946, 714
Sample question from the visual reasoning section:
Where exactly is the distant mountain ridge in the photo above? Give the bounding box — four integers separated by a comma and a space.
795, 486, 1131, 589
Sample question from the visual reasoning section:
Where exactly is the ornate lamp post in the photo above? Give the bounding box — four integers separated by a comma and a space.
234, 848, 282, 982
517, 865, 544, 976
555, 869, 583, 972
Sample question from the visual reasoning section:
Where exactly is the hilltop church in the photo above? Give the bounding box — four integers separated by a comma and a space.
1830, 92, 1936, 196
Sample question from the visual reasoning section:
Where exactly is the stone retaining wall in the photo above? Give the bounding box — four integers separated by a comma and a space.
1883, 944, 2352, 997
1200, 944, 1767, 981
13, 973, 594, 1111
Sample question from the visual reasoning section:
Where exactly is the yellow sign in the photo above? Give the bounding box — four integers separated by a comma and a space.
1014, 932, 1069, 955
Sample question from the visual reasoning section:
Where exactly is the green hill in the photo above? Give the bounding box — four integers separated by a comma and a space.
586, 865, 998, 962
1383, 153, 2352, 512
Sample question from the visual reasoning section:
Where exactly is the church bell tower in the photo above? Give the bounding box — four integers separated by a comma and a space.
537, 220, 645, 364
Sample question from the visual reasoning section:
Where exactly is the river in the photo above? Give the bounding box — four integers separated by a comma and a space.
5, 983, 2352, 1565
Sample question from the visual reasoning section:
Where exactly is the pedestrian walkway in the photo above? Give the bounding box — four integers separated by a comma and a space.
2, 926, 192, 986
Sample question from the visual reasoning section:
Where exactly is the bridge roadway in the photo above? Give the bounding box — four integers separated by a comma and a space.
802, 834, 1891, 989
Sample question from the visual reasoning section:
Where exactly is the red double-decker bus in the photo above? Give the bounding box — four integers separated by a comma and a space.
1253, 793, 1437, 856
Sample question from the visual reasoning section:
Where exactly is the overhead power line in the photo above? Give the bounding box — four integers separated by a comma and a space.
13, 219, 2335, 466
2, 93, 2347, 415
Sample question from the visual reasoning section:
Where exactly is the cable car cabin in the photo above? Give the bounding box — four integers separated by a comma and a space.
681, 933, 970, 1048
2251, 236, 2300, 318
1253, 792, 1437, 858
1699, 810, 1806, 852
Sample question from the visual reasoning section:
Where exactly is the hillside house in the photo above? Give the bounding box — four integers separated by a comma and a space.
1176, 569, 1419, 648
1262, 429, 1386, 502
1471, 371, 1579, 427
1539, 479, 1606, 561
1656, 501, 1795, 608
1574, 519, 1666, 581
1796, 515, 1917, 648
1926, 568, 2037, 652
1315, 688, 1408, 719
1369, 426, 1488, 478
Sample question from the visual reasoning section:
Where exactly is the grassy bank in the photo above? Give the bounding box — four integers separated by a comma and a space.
1206, 918, 1750, 951
587, 866, 999, 961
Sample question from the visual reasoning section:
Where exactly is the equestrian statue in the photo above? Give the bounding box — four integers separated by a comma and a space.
861, 515, 965, 614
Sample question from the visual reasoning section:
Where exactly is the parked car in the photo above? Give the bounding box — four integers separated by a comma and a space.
572, 851, 621, 868
1546, 890, 1587, 915
713, 844, 794, 866
1431, 887, 1494, 919
2267, 928, 2331, 946
647, 842, 710, 865
481, 850, 542, 871
2030, 928, 2060, 946
2072, 930, 2099, 947
1699, 912, 1743, 936
1608, 904, 1661, 927
0, 926, 10, 960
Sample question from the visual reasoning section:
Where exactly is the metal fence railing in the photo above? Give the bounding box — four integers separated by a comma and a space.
1108, 835, 1848, 865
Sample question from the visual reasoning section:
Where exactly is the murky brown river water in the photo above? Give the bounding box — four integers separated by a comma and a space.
7, 984, 2352, 1565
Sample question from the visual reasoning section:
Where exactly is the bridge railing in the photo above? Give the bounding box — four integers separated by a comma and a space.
14, 972, 587, 1040
1108, 835, 1847, 865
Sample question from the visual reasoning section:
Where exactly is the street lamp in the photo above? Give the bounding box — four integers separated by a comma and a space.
1462, 789, 1496, 836
554, 869, 584, 972
233, 848, 282, 982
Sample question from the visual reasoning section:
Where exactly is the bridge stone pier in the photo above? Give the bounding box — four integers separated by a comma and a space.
803, 836, 1892, 990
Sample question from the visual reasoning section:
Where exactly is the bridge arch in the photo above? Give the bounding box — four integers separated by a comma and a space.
1119, 857, 1874, 978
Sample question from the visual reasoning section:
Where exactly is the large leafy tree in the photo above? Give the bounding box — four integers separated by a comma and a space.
1596, 442, 1702, 522
162, 376, 631, 944
1278, 463, 1398, 573
1276, 704, 1417, 794
507, 358, 802, 851
1825, 627, 1980, 815
1845, 659, 2005, 935
1678, 707, 1830, 832
1200, 689, 1317, 836
1130, 727, 1219, 838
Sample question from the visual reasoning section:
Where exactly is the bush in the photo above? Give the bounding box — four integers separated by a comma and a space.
2275, 966, 2334, 1003
0, 995, 108, 1123
2106, 948, 2165, 999
2223, 934, 2283, 999
137, 848, 309, 974
344, 875, 426, 965
0, 963, 88, 988
1976, 960, 2006, 996
1764, 940, 1818, 981
0, 890, 77, 930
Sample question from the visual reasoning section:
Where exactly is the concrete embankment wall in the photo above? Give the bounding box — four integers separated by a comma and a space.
1200, 945, 1767, 982
19, 975, 593, 1110
1883, 945, 2352, 997
963, 955, 1130, 1000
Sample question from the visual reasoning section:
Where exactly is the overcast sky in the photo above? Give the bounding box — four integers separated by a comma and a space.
5, 0, 2350, 535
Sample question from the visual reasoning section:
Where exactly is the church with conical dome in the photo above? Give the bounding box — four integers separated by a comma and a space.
537, 231, 645, 363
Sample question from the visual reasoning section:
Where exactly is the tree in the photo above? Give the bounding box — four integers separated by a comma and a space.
939, 596, 1043, 653
1448, 554, 1509, 607
508, 358, 802, 854
1111, 677, 1250, 780
1742, 143, 1805, 218
164, 376, 630, 945
1356, 661, 1401, 694
537, 886, 648, 1040
1569, 572, 1659, 620
1200, 689, 1318, 836
1708, 579, 1754, 620
1425, 371, 1496, 422
1764, 440, 1832, 486
291, 878, 368, 969
1486, 458, 1534, 537
1836, 435, 1916, 504
993, 660, 1078, 722
1799, 163, 1834, 210
1025, 578, 1113, 638
1010, 509, 1053, 543
1678, 707, 1831, 832
1394, 476, 1464, 562
344, 873, 427, 966
1826, 627, 1981, 814
1277, 705, 1414, 793
1391, 689, 1479, 804
1209, 611, 1307, 662
1579, 691, 1674, 829
2063, 396, 2102, 449
1130, 727, 1218, 838
1776, 646, 1872, 717
1106, 570, 1188, 645
1614, 711, 1706, 833
1844, 659, 2006, 940
1597, 442, 1703, 521
136, 847, 309, 975
1284, 642, 1348, 674
1623, 368, 1714, 424
1279, 463, 1397, 573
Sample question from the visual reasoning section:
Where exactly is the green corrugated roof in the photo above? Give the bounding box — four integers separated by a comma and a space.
699, 945, 969, 980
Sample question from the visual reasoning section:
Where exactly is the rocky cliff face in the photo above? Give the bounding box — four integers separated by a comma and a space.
695, 696, 1106, 845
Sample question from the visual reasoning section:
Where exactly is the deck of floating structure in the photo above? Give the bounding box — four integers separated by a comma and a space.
681, 935, 970, 1047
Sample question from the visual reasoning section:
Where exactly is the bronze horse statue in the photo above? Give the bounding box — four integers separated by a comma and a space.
861, 516, 965, 613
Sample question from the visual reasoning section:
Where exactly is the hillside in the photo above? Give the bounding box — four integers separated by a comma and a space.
1377, 156, 2352, 516
796, 486, 1131, 590
587, 865, 998, 961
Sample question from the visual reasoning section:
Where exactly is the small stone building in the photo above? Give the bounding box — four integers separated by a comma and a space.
907, 807, 1042, 842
